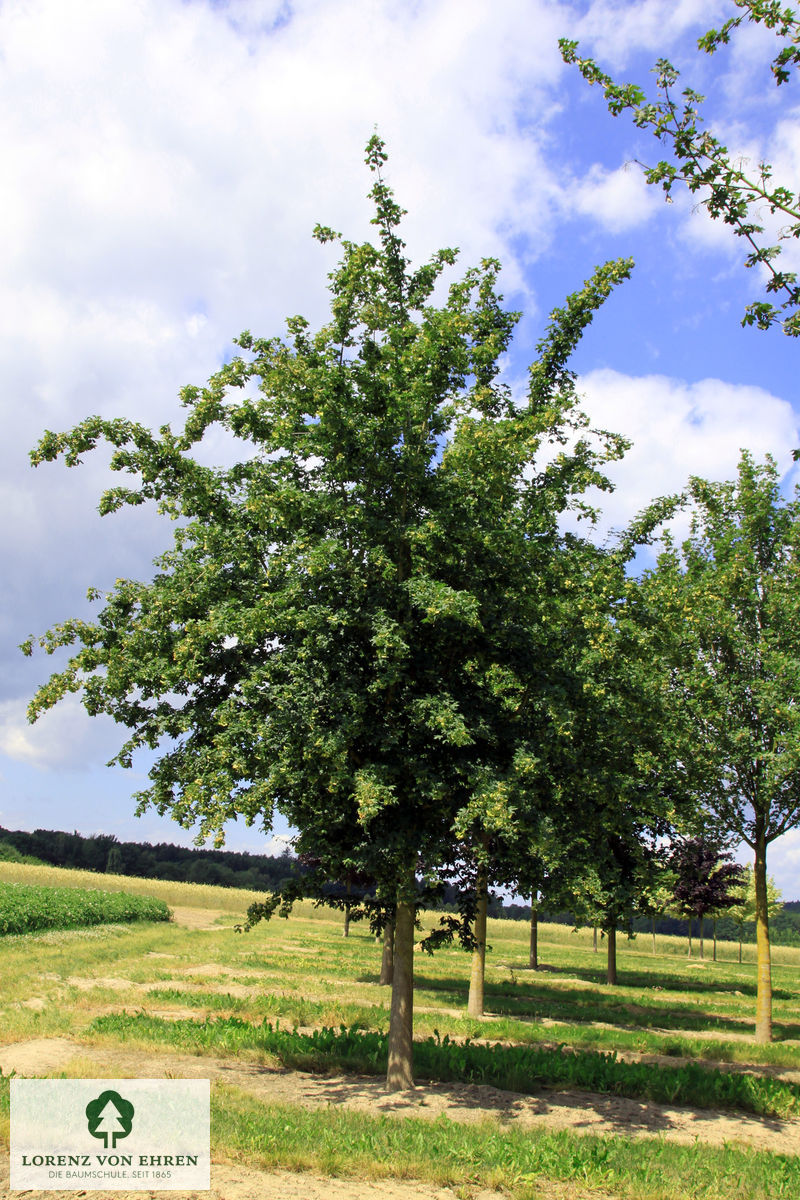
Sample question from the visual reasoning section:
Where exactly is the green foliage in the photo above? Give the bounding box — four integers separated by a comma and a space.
643, 452, 800, 1036
0, 840, 44, 865
728, 865, 783, 926
22, 137, 635, 920
560, 1, 800, 335
91, 1013, 800, 1120
0, 882, 170, 935
646, 454, 800, 852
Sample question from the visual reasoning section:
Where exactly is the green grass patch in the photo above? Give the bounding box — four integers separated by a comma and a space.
0, 882, 170, 935
144, 987, 385, 1029
90, 1014, 800, 1120
143, 984, 800, 1071
1, 1071, 796, 1200
213, 1086, 800, 1200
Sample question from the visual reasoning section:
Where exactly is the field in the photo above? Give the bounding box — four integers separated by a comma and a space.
0, 879, 170, 934
1, 861, 800, 1200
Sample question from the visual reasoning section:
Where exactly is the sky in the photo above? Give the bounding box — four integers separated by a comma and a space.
2, 0, 800, 896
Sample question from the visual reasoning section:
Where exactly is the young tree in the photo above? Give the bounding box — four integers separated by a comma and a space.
561, 1, 800, 336
670, 836, 744, 959
644, 453, 800, 1040
568, 830, 662, 986
637, 864, 679, 956
543, 528, 688, 986
22, 137, 633, 1089
728, 865, 783, 962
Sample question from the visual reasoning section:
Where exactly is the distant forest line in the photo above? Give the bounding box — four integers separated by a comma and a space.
2, 824, 799, 947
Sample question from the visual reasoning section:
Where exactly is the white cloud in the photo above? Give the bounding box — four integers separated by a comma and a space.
737, 829, 800, 902
0, 0, 583, 698
262, 833, 295, 857
571, 0, 728, 66
766, 830, 800, 901
570, 163, 657, 231
0, 695, 121, 772
576, 369, 800, 539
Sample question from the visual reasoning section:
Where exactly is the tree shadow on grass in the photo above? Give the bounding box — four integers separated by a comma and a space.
378, 970, 800, 1041
298, 1072, 760, 1140
507, 960, 796, 1002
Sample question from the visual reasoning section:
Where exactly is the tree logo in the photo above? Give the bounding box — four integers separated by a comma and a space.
85, 1090, 135, 1149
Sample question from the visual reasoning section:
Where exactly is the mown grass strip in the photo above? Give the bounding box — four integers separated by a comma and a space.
2, 1073, 796, 1200
142, 985, 800, 1071
213, 1086, 800, 1200
90, 1015, 800, 1120
0, 882, 170, 935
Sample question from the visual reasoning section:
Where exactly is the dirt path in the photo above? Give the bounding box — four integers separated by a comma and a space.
0, 1042, 620, 1200
0, 1157, 610, 1200
1, 1036, 799, 1158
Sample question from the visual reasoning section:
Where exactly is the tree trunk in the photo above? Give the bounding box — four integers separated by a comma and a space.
754, 829, 773, 1043
386, 882, 415, 1091
713, 917, 717, 962
343, 879, 352, 938
379, 919, 394, 986
467, 863, 489, 1017
592, 925, 598, 953
699, 914, 704, 959
606, 926, 617, 986
651, 916, 656, 955
529, 904, 538, 970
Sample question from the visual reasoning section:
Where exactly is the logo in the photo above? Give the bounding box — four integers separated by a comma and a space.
11, 1079, 210, 1191
85, 1090, 135, 1149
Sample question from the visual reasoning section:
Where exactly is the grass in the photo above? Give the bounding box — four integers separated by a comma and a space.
89, 1014, 800, 1119
211, 1086, 800, 1200
0, 859, 268, 912
1, 1069, 795, 1200
2, 858, 800, 1199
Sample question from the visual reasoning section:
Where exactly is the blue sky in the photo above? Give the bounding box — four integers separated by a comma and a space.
2, 0, 800, 896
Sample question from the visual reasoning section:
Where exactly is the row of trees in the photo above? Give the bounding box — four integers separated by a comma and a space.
22, 125, 800, 1086
0, 826, 301, 890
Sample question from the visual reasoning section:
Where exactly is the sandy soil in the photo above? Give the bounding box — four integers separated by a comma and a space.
2, 1036, 798, 1156
2, 1032, 800, 1200
0, 1157, 607, 1200
167, 909, 233, 932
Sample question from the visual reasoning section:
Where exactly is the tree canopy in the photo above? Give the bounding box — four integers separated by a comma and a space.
643, 452, 800, 1039
670, 836, 745, 957
23, 136, 637, 1088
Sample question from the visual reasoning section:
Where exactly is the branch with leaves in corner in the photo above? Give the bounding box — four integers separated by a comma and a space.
560, 0, 800, 335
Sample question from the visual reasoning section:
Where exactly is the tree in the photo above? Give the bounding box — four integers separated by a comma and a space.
728, 864, 783, 962
644, 452, 800, 1040
455, 516, 681, 1005
669, 836, 744, 959
637, 863, 679, 956
541, 529, 687, 986
22, 136, 634, 1090
105, 844, 124, 875
560, 1, 800, 336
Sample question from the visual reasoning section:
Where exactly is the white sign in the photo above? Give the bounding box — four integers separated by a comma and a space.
10, 1079, 210, 1191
